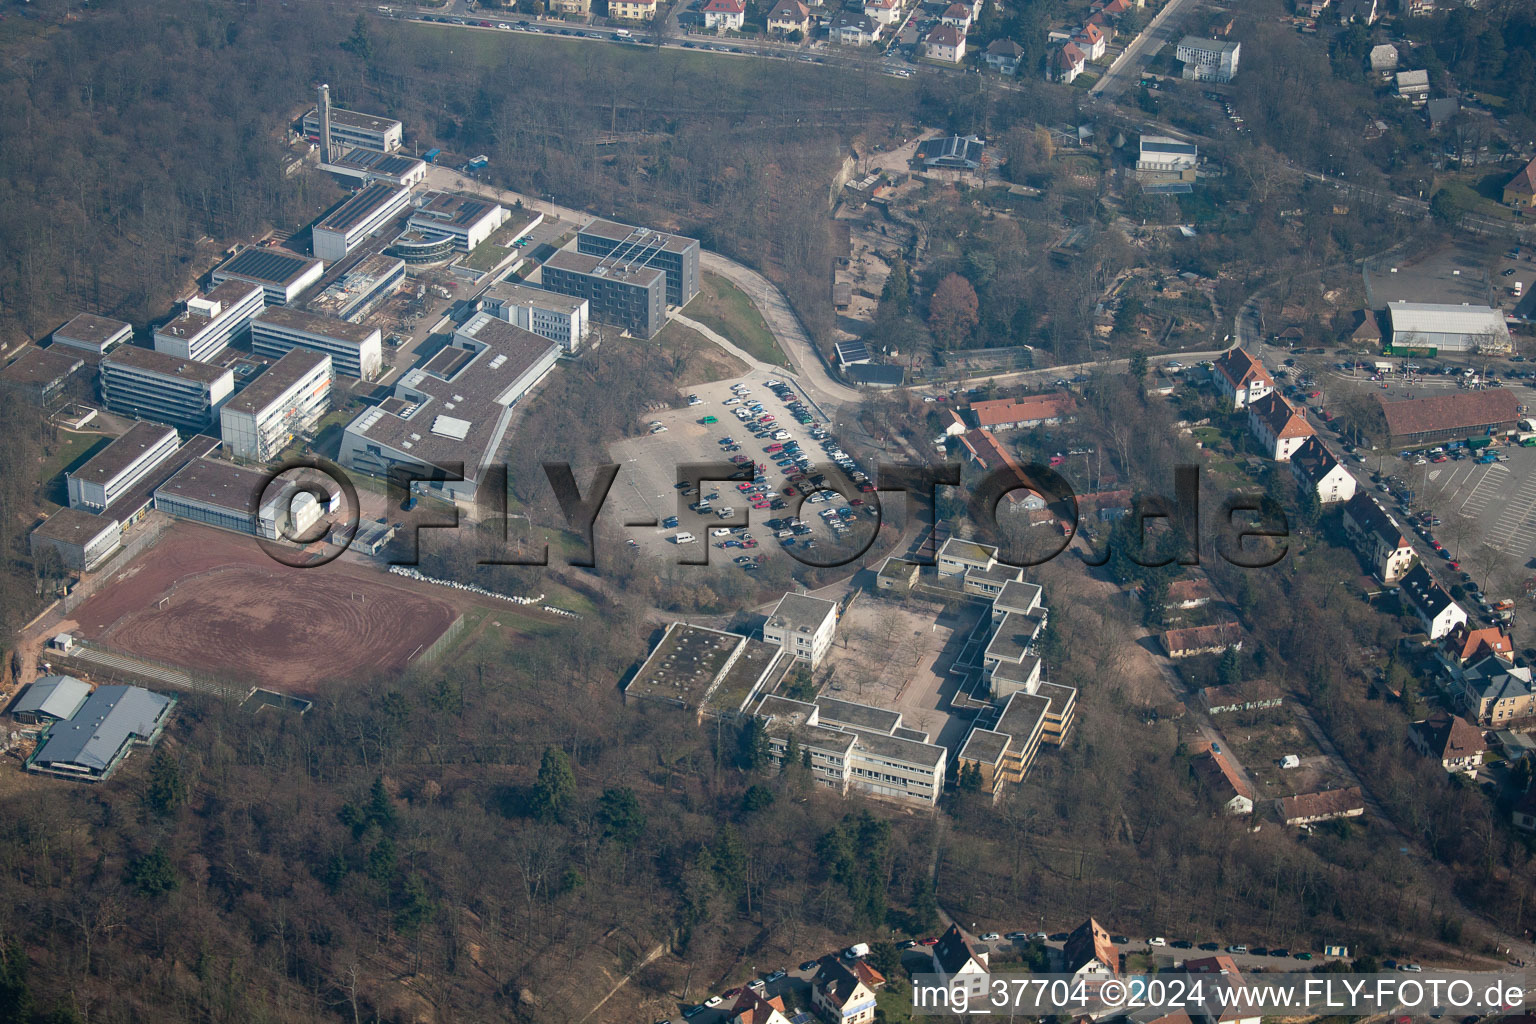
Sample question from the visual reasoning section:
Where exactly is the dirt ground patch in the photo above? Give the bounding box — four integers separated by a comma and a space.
1219, 708, 1350, 800
65, 523, 462, 692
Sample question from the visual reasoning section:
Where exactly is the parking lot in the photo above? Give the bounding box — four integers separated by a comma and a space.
605, 372, 878, 569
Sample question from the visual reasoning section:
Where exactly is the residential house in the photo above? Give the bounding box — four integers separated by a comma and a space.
863, 0, 901, 26
925, 22, 966, 63
829, 10, 880, 45
1427, 97, 1459, 129
1278, 787, 1365, 826
1340, 493, 1415, 583
1053, 42, 1087, 83
1368, 43, 1398, 74
702, 0, 746, 30
1166, 577, 1218, 609
940, 2, 971, 29
1399, 562, 1468, 640
1074, 21, 1106, 60
1190, 749, 1254, 814
726, 990, 792, 1024
609, 0, 657, 17
1458, 655, 1536, 726
1440, 623, 1514, 670
1064, 918, 1119, 976
766, 0, 810, 35
1340, 0, 1376, 22
548, 0, 591, 14
945, 392, 1075, 434
1504, 156, 1536, 209
1298, 0, 1330, 16
1212, 348, 1274, 410
1182, 956, 1261, 1024
1396, 69, 1430, 107
1513, 789, 1536, 832
1291, 437, 1357, 504
1201, 681, 1283, 716
984, 38, 1025, 74
812, 958, 884, 1024
1409, 710, 1486, 775
931, 925, 989, 1000
1348, 308, 1383, 345
1162, 622, 1243, 659
1247, 392, 1315, 461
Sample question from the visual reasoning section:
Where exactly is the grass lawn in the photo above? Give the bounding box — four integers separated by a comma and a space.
656, 320, 750, 385
36, 431, 113, 509
461, 243, 512, 273
686, 272, 789, 367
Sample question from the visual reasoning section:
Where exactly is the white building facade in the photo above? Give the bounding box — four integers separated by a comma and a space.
66, 421, 179, 511
252, 306, 383, 380
219, 349, 333, 462
153, 281, 265, 362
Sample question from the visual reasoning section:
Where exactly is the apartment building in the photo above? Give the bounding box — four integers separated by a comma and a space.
66, 421, 179, 511
1291, 437, 1357, 504
100, 346, 234, 431
153, 280, 265, 362
1341, 493, 1416, 582
761, 592, 838, 668
575, 219, 700, 307
219, 349, 332, 462
252, 306, 383, 380
481, 281, 590, 353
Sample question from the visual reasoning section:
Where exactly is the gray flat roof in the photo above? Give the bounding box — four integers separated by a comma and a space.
255, 305, 380, 344
543, 247, 665, 287
214, 248, 323, 287
484, 280, 587, 314
156, 458, 276, 515
31, 506, 120, 545
707, 637, 787, 712
626, 623, 744, 706
994, 690, 1050, 744
959, 726, 1009, 765
70, 421, 179, 488
815, 696, 900, 734
995, 580, 1042, 614
33, 684, 171, 773
840, 723, 946, 768
581, 218, 699, 255
103, 345, 233, 385
768, 592, 837, 632
0, 346, 84, 387
224, 348, 329, 417
410, 190, 502, 230
304, 105, 402, 133
316, 182, 410, 235
986, 610, 1045, 663
55, 313, 132, 346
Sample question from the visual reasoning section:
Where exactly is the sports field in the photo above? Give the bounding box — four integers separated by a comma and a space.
65, 523, 461, 692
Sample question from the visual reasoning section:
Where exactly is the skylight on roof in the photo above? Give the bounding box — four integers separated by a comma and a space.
431, 415, 472, 441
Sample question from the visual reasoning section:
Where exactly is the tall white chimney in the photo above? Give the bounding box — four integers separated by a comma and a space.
318, 83, 333, 162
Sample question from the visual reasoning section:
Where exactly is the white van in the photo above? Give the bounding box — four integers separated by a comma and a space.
614, 27, 632, 37
673, 532, 696, 544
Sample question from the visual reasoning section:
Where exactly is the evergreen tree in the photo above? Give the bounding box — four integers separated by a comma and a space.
124, 846, 179, 898
881, 255, 912, 316
596, 787, 647, 846
736, 718, 769, 771
145, 749, 186, 815
1218, 646, 1242, 688
530, 746, 576, 823
783, 733, 801, 772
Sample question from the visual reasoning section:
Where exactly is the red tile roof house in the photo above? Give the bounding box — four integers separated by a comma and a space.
941, 2, 972, 28
1439, 623, 1514, 669
1246, 391, 1315, 461
1161, 621, 1243, 658
926, 22, 967, 63
945, 391, 1075, 434
702, 0, 746, 30
1190, 749, 1254, 814
1212, 348, 1274, 410
1409, 710, 1487, 775
1054, 41, 1087, 82
1278, 787, 1365, 826
1073, 21, 1106, 59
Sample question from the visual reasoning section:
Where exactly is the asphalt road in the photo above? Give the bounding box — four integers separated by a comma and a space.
1088, 0, 1199, 99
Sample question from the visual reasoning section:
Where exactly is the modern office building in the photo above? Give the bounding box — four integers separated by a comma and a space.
406, 191, 509, 252
66, 421, 180, 511
154, 457, 321, 540
311, 183, 414, 263
480, 281, 589, 353
219, 349, 333, 462
575, 219, 700, 306
1176, 36, 1241, 82
27, 684, 175, 782
28, 508, 123, 572
51, 313, 133, 356
338, 312, 560, 503
152, 280, 265, 362
210, 248, 326, 306
252, 306, 383, 380
762, 592, 839, 668
539, 248, 667, 338
0, 347, 84, 406
305, 253, 406, 324
100, 346, 235, 430
302, 104, 403, 153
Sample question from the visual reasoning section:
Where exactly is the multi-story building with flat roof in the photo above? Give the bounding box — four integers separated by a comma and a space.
1176, 36, 1240, 82
152, 280, 265, 362
480, 281, 590, 353
321, 148, 427, 188
576, 219, 700, 306
623, 622, 792, 719
100, 346, 235, 430
51, 313, 133, 355
406, 191, 509, 252
66, 421, 180, 511
252, 306, 383, 380
154, 457, 321, 539
301, 105, 403, 153
311, 183, 414, 263
304, 253, 406, 324
539, 248, 667, 338
219, 349, 332, 462
338, 312, 560, 503
210, 248, 326, 306
29, 508, 123, 572
762, 592, 839, 668
0, 347, 84, 406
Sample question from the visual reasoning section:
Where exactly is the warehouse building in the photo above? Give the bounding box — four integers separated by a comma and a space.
301, 105, 403, 153
576, 219, 701, 307
154, 457, 320, 539
29, 507, 122, 572
406, 191, 509, 252
1387, 302, 1511, 353
1176, 36, 1240, 82
1375, 390, 1520, 448
539, 248, 667, 338
338, 312, 560, 503
219, 349, 333, 462
67, 421, 180, 511
0, 346, 84, 406
51, 313, 133, 356
27, 684, 175, 782
100, 346, 235, 430
252, 306, 382, 380
481, 281, 590, 353
153, 280, 265, 362
11, 675, 92, 725
305, 253, 406, 324
311, 183, 414, 263
210, 248, 326, 306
